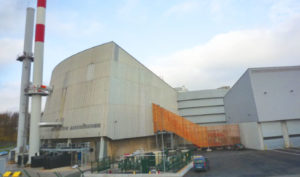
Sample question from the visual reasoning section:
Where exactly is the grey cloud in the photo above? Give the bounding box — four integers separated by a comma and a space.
0, 0, 27, 34
148, 16, 300, 90
0, 38, 23, 65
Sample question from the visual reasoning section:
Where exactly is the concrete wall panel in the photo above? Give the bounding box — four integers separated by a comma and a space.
224, 71, 259, 123
108, 136, 156, 158
179, 106, 224, 116
178, 89, 228, 101
107, 44, 178, 139
41, 42, 177, 140
185, 114, 226, 124
177, 89, 228, 125
239, 122, 263, 150
250, 67, 300, 122
178, 98, 223, 108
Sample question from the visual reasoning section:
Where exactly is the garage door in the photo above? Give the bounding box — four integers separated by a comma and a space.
287, 120, 300, 147
261, 122, 284, 149
290, 136, 300, 147
263, 138, 285, 149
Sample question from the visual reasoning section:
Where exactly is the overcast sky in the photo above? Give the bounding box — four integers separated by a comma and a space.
0, 0, 300, 112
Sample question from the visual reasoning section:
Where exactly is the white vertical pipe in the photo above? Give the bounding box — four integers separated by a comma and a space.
16, 7, 35, 160
28, 0, 46, 163
99, 137, 105, 160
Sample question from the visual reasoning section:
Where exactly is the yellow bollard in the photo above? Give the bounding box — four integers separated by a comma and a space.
3, 171, 12, 177
133, 171, 136, 174
12, 171, 22, 177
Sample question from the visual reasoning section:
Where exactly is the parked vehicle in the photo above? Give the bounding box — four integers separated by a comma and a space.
193, 155, 209, 171
149, 167, 158, 174
0, 151, 8, 156
234, 144, 245, 150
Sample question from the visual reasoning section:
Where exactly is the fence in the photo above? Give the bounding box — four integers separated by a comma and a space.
118, 150, 193, 173
156, 150, 192, 172
152, 103, 240, 147
91, 157, 113, 173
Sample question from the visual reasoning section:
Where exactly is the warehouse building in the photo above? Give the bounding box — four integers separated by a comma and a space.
40, 42, 178, 161
224, 66, 300, 150
176, 87, 229, 125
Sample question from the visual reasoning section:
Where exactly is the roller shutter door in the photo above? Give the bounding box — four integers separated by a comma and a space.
263, 138, 285, 149
261, 122, 284, 149
287, 120, 300, 147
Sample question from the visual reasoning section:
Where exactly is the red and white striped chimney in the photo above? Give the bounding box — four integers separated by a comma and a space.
28, 0, 47, 163
35, 0, 46, 44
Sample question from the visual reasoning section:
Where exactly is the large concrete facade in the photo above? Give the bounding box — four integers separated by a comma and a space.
177, 88, 229, 125
225, 66, 300, 149
40, 42, 178, 157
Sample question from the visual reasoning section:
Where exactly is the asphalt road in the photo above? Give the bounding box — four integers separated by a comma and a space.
185, 148, 300, 177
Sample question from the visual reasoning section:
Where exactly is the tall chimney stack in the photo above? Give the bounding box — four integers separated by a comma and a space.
28, 0, 47, 163
16, 7, 35, 163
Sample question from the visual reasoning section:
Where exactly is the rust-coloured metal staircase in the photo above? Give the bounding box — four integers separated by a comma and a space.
152, 104, 240, 147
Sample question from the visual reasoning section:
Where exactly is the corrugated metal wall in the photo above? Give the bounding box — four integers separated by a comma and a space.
178, 89, 229, 125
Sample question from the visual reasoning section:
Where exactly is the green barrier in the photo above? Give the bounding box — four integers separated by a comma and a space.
118, 150, 194, 173
91, 157, 113, 173
91, 150, 193, 174
155, 150, 193, 172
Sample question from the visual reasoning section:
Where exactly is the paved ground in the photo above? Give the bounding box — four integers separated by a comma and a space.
2, 156, 81, 177
184, 148, 300, 177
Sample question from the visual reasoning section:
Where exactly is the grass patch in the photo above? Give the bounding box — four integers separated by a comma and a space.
0, 146, 14, 152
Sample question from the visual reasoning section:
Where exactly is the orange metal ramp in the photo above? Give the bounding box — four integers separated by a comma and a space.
152, 104, 240, 147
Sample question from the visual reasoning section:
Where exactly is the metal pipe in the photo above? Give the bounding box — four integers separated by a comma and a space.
28, 0, 47, 163
160, 105, 166, 172
99, 137, 105, 160
155, 133, 158, 149
170, 133, 174, 149
16, 7, 35, 163
161, 132, 166, 173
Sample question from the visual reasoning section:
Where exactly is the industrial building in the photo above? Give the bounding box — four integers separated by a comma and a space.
176, 87, 229, 126
41, 41, 300, 161
13, 0, 300, 169
224, 66, 300, 150
40, 42, 179, 161
27, 39, 300, 164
